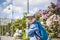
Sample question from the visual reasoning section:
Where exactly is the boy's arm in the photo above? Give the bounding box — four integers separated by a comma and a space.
27, 24, 38, 36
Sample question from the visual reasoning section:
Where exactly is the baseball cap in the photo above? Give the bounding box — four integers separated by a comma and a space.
26, 13, 35, 18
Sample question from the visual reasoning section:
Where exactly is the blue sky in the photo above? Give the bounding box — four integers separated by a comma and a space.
0, 0, 57, 19
0, 0, 5, 4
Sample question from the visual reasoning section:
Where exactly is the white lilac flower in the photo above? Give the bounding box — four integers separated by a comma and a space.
46, 14, 60, 27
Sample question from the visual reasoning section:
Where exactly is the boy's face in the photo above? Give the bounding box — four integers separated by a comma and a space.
27, 16, 36, 24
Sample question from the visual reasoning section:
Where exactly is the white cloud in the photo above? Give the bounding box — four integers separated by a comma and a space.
29, 0, 51, 6
13, 0, 27, 6
13, 0, 51, 6
33, 8, 39, 12
3, 4, 23, 14
28, 0, 53, 13
13, 0, 27, 13
0, 7, 3, 13
2, 0, 56, 14
1, 0, 56, 19
12, 0, 52, 13
13, 0, 51, 7
13, 6, 23, 13
3, 4, 23, 19
6, 0, 12, 3
15, 16, 20, 19
3, 2, 7, 6
12, 0, 51, 12
30, 8, 39, 13
2, 0, 56, 17
3, 5, 12, 14
15, 16, 23, 19
3, 0, 12, 6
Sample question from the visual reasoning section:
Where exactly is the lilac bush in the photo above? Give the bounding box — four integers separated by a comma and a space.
36, 2, 60, 38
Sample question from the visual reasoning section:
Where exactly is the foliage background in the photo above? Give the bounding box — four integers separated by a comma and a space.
0, 2, 60, 39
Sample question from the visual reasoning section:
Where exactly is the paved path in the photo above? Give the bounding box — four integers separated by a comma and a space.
1, 36, 14, 40
0, 36, 21, 40
0, 36, 60, 40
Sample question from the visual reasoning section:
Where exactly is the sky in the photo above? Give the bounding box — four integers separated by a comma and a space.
0, 0, 57, 19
